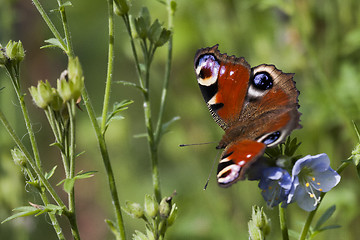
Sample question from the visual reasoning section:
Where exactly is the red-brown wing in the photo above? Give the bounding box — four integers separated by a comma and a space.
216, 139, 266, 187
194, 45, 251, 130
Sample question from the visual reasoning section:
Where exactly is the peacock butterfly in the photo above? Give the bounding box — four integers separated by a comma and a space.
194, 45, 301, 187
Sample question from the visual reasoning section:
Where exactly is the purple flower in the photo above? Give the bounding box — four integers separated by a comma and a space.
258, 167, 292, 208
287, 153, 341, 211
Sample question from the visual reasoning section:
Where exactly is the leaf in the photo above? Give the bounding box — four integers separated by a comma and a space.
353, 121, 360, 142
105, 219, 121, 240
63, 178, 75, 194
44, 204, 64, 215
314, 205, 336, 231
41, 38, 66, 51
75, 150, 86, 158
116, 81, 145, 92
74, 171, 97, 180
60, 1, 73, 7
49, 142, 64, 150
50, 1, 73, 12
318, 224, 341, 231
1, 206, 40, 224
104, 100, 133, 133
133, 133, 147, 138
59, 171, 97, 193
159, 116, 180, 139
45, 166, 57, 179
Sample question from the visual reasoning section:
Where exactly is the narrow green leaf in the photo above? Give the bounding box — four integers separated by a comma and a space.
116, 81, 145, 92
49, 142, 63, 150
133, 133, 147, 138
353, 121, 360, 142
318, 224, 341, 231
314, 205, 336, 230
75, 150, 86, 158
104, 100, 133, 133
45, 165, 57, 179
44, 204, 64, 215
74, 171, 97, 180
1, 207, 40, 224
41, 38, 66, 51
159, 116, 180, 139
60, 1, 73, 7
105, 219, 121, 240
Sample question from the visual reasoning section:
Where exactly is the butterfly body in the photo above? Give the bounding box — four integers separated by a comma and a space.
194, 45, 301, 187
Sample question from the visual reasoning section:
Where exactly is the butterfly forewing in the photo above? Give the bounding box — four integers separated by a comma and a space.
194, 45, 251, 130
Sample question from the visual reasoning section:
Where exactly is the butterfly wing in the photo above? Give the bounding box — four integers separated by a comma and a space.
194, 46, 301, 187
215, 64, 301, 187
194, 45, 251, 130
217, 140, 266, 187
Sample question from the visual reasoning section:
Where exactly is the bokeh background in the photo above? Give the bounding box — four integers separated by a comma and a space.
1, 0, 360, 239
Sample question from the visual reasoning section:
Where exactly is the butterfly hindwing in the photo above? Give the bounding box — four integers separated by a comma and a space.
217, 140, 266, 187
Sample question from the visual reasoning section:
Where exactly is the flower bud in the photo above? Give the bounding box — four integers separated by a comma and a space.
133, 230, 148, 240
114, 0, 129, 16
51, 90, 64, 111
57, 78, 72, 102
144, 194, 158, 218
67, 58, 84, 100
134, 17, 148, 39
11, 147, 27, 167
351, 143, 360, 166
123, 200, 144, 219
248, 206, 270, 240
166, 203, 178, 227
29, 80, 56, 109
148, 20, 162, 44
159, 196, 172, 219
6, 40, 25, 63
155, 29, 171, 47
0, 45, 7, 66
145, 228, 155, 240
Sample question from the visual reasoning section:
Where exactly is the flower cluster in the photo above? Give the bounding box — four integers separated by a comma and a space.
253, 152, 340, 212
29, 57, 84, 110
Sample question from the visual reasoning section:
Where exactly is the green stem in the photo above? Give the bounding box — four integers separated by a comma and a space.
142, 59, 162, 202
12, 82, 42, 170
81, 87, 126, 239
101, 0, 115, 133
122, 14, 144, 89
299, 161, 351, 240
44, 109, 70, 175
31, 0, 67, 51
154, 2, 174, 144
57, 0, 74, 57
66, 100, 80, 239
279, 205, 289, 240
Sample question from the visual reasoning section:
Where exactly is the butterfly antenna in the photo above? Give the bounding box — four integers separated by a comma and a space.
203, 150, 221, 190
179, 141, 217, 147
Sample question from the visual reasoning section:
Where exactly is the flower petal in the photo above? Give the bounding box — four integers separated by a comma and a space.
310, 168, 341, 192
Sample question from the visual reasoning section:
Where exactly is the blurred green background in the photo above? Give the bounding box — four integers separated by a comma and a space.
1, 0, 360, 239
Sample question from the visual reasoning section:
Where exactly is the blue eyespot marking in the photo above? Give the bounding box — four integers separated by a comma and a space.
252, 72, 273, 90
262, 131, 281, 145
